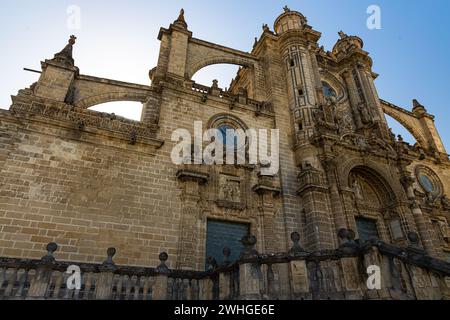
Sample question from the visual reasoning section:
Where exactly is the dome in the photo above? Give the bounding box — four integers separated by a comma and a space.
332, 31, 364, 55
274, 6, 308, 34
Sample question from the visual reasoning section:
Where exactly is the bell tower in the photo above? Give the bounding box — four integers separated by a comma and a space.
268, 7, 336, 250
274, 7, 323, 149
332, 31, 390, 139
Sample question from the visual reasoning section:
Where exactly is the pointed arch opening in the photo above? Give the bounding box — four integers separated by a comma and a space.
192, 64, 241, 90
385, 114, 417, 146
89, 101, 143, 121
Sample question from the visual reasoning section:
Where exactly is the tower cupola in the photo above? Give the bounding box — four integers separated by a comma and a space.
274, 6, 308, 34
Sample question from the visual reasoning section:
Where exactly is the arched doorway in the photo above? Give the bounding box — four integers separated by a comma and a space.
349, 166, 405, 244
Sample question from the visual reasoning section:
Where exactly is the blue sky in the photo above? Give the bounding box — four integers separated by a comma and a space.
1, 0, 449, 151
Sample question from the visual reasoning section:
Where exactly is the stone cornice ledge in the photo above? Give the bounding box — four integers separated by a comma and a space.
252, 184, 282, 195
176, 169, 209, 184
9, 98, 164, 150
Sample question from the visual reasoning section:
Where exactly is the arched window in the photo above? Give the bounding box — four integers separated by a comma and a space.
322, 81, 337, 98
217, 124, 236, 146
209, 115, 248, 151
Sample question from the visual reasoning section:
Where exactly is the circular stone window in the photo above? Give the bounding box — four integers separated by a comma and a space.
415, 166, 443, 195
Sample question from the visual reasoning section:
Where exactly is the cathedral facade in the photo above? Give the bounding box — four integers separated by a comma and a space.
0, 8, 449, 300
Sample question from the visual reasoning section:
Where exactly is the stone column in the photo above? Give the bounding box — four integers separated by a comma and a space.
410, 202, 437, 256
307, 44, 325, 105
288, 232, 310, 299
153, 252, 170, 300
238, 235, 262, 300
356, 65, 382, 122
340, 188, 358, 232
164, 10, 192, 81
321, 157, 347, 233
95, 248, 117, 300
399, 171, 437, 256
341, 70, 363, 129
199, 278, 214, 300
252, 174, 283, 253
297, 163, 334, 250
34, 36, 79, 103
176, 167, 209, 270
412, 100, 448, 155
27, 243, 58, 299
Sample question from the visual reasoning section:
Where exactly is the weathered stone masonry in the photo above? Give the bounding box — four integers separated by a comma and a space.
0, 8, 449, 299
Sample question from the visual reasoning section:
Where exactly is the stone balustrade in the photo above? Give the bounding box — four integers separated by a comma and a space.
1, 231, 449, 300
190, 82, 273, 116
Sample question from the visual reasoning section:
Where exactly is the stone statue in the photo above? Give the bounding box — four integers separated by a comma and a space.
441, 195, 450, 210
323, 97, 337, 123
352, 179, 363, 200
283, 5, 291, 13
388, 128, 396, 142
223, 183, 233, 201
336, 112, 353, 134
424, 192, 438, 207
312, 106, 325, 123
358, 103, 372, 124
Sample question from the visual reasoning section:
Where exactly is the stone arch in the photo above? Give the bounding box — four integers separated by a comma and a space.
186, 38, 259, 80
74, 92, 150, 109
380, 100, 427, 147
338, 158, 402, 202
345, 164, 402, 243
348, 165, 396, 205
188, 56, 255, 80
207, 113, 249, 131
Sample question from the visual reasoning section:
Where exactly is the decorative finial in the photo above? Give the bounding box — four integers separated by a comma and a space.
289, 232, 304, 255
174, 8, 188, 29
337, 229, 360, 253
103, 247, 117, 266
240, 234, 259, 259
262, 24, 269, 32
206, 256, 218, 271
283, 5, 291, 13
412, 99, 427, 113
68, 35, 77, 45
41, 242, 58, 263
156, 252, 170, 273
51, 35, 77, 67
338, 31, 347, 39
